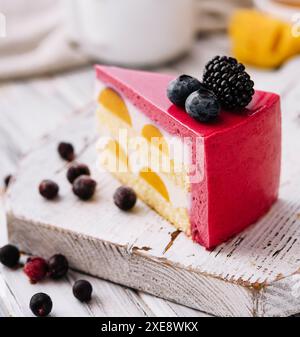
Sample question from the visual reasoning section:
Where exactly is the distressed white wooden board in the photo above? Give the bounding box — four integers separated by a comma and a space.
1, 195, 209, 317
5, 102, 300, 317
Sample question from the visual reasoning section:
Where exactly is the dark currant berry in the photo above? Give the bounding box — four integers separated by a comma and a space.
72, 175, 97, 201
73, 280, 93, 302
30, 293, 53, 317
203, 55, 255, 110
0, 244, 20, 268
67, 163, 90, 184
167, 75, 204, 107
48, 254, 69, 279
58, 142, 75, 162
113, 186, 137, 211
185, 88, 220, 123
24, 257, 49, 283
4, 175, 12, 189
39, 180, 59, 200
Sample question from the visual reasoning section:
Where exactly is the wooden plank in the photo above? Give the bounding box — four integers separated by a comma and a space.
2, 199, 209, 318
0, 265, 155, 317
5, 104, 300, 317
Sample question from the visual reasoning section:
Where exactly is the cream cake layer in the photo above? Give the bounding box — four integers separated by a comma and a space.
96, 83, 192, 230
95, 65, 281, 249
96, 90, 190, 191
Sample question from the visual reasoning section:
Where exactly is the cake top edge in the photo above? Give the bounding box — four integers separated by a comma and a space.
95, 64, 280, 138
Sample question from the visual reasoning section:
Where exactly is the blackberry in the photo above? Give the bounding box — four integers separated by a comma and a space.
203, 56, 255, 110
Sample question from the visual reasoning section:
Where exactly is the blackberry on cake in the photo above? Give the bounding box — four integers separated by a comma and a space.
203, 55, 255, 110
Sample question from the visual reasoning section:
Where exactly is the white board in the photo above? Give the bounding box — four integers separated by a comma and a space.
6, 104, 300, 317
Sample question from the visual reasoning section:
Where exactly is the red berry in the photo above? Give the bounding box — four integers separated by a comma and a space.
24, 257, 49, 283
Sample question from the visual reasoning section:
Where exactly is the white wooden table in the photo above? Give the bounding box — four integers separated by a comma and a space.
1, 35, 300, 317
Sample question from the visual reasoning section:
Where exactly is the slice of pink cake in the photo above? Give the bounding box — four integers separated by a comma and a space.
95, 65, 281, 249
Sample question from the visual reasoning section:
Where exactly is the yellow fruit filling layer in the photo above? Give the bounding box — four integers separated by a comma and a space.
96, 85, 191, 232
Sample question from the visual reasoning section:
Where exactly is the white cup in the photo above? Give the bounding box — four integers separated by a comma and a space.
63, 0, 196, 67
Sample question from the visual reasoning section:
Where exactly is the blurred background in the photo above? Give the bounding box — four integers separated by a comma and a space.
1, 0, 300, 184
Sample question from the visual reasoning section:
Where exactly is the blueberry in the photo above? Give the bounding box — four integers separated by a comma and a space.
113, 186, 137, 211
167, 75, 203, 107
185, 89, 220, 123
30, 293, 53, 317
39, 180, 59, 200
67, 163, 90, 184
48, 254, 69, 279
0, 244, 20, 268
72, 175, 96, 200
58, 142, 75, 162
73, 280, 93, 302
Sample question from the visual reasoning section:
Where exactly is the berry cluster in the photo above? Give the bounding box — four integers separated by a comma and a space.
0, 244, 93, 317
38, 142, 137, 211
167, 56, 255, 123
38, 142, 97, 201
1, 141, 138, 317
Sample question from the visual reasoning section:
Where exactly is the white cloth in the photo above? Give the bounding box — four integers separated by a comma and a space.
0, 0, 89, 80
0, 0, 251, 80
